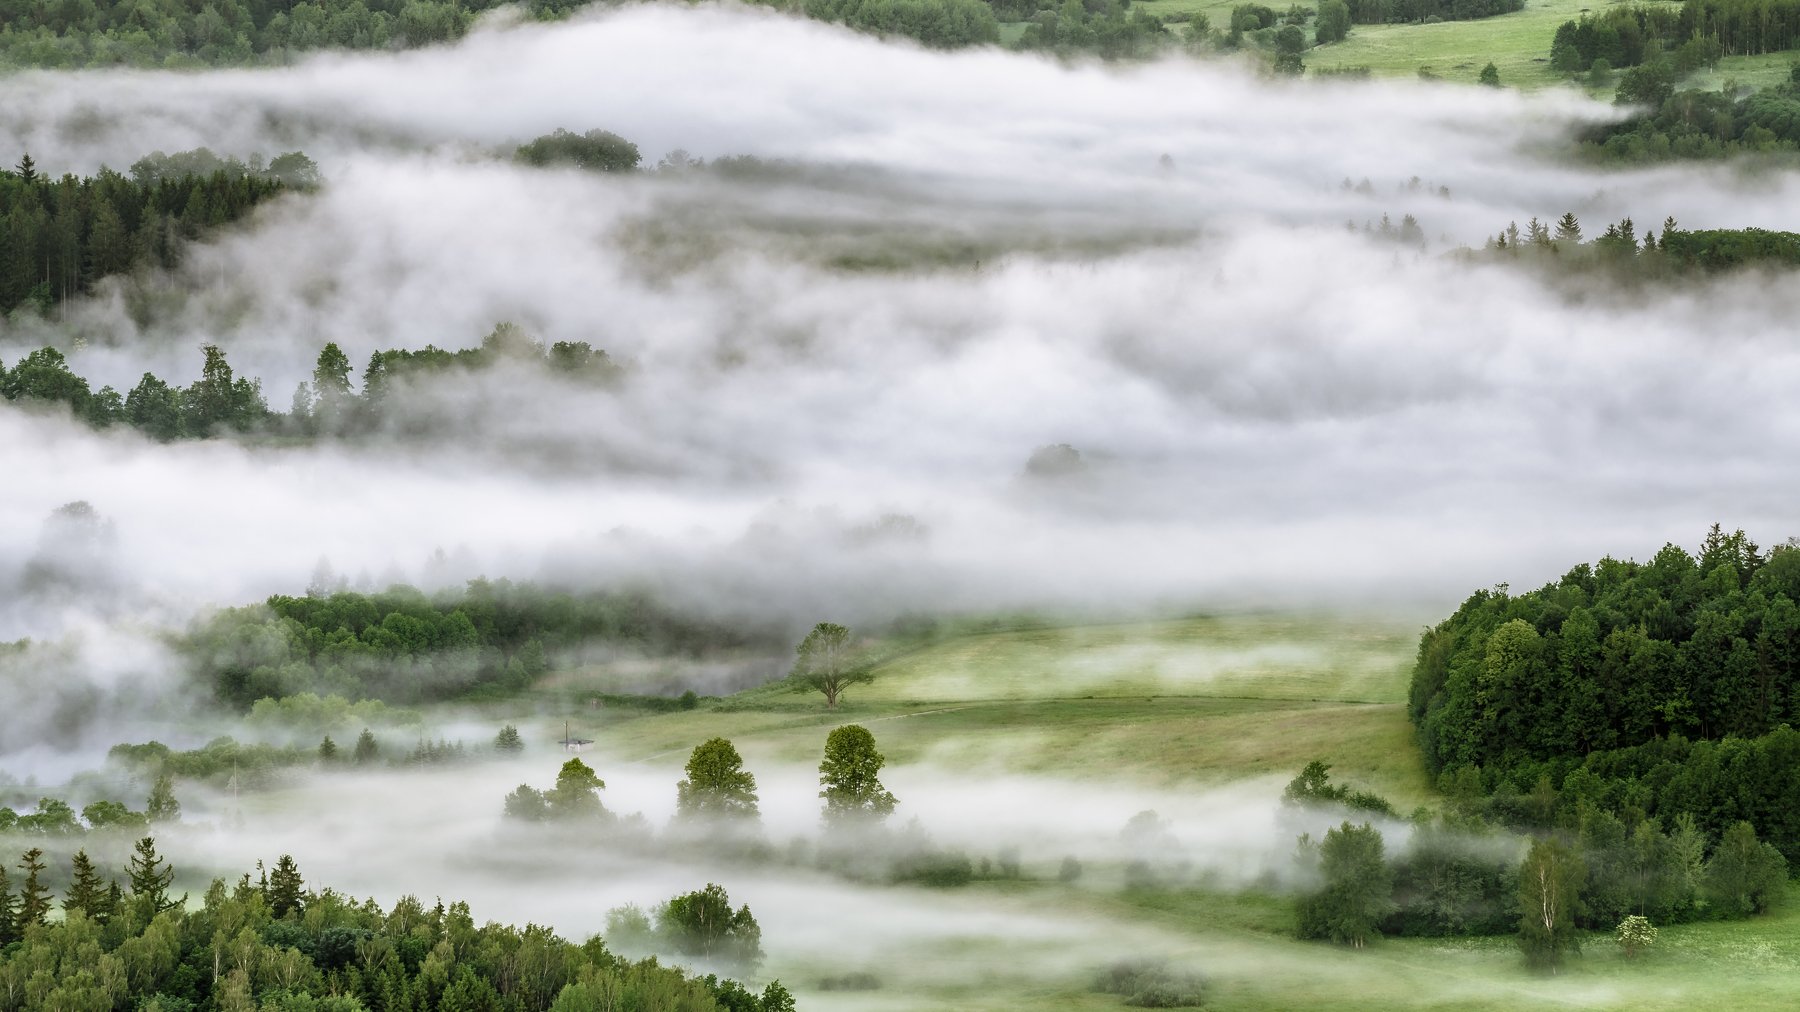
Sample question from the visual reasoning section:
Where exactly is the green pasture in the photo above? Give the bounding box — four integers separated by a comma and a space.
532, 613, 1800, 1011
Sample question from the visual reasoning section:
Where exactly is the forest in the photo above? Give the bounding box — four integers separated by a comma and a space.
0, 153, 304, 319
0, 838, 791, 1012
1410, 527, 1800, 865
188, 581, 784, 707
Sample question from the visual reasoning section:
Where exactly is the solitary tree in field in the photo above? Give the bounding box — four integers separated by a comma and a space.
1518, 836, 1586, 971
1479, 61, 1501, 86
792, 622, 873, 709
1615, 915, 1656, 957
818, 725, 898, 828
675, 738, 760, 823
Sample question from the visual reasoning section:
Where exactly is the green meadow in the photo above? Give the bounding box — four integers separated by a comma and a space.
544, 613, 1800, 1010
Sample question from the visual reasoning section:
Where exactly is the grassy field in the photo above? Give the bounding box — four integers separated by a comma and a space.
1116, 0, 1798, 92
536, 613, 1800, 1011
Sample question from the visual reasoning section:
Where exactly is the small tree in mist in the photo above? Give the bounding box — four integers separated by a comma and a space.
1517, 836, 1586, 971
146, 773, 181, 824
791, 622, 873, 709
547, 758, 609, 820
818, 725, 898, 828
655, 883, 764, 973
495, 725, 524, 753
1296, 822, 1393, 948
267, 854, 305, 918
675, 738, 760, 823
354, 728, 380, 765
318, 736, 339, 762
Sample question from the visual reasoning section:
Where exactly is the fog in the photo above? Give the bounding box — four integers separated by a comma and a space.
1, 9, 1797, 1004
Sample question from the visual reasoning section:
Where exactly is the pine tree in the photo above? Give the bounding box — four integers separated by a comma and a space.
319, 736, 339, 762
0, 866, 15, 946
267, 855, 304, 918
1553, 211, 1582, 244
16, 848, 52, 929
127, 836, 178, 915
354, 728, 380, 765
146, 772, 181, 824
494, 725, 524, 753
64, 850, 106, 921
15, 153, 36, 184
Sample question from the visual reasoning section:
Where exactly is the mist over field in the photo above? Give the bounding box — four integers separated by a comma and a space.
5, 8, 1800, 639
5, 9, 1800, 1009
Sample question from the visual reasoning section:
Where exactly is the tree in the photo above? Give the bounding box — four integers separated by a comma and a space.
1517, 836, 1586, 971
656, 883, 763, 972
495, 725, 524, 753
146, 773, 181, 824
818, 725, 898, 828
16, 848, 52, 929
311, 342, 354, 430
318, 736, 339, 762
1296, 822, 1394, 947
792, 622, 873, 709
64, 850, 107, 921
354, 728, 379, 765
267, 854, 304, 918
1616, 915, 1656, 957
504, 785, 550, 822
675, 738, 761, 823
0, 867, 14, 946
127, 836, 179, 916
547, 758, 607, 820
1479, 61, 1500, 86
514, 128, 641, 173
1315, 0, 1350, 43
1704, 821, 1788, 916
1554, 212, 1582, 244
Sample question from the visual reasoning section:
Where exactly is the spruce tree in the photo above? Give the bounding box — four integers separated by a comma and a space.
0, 866, 16, 945
354, 728, 380, 765
495, 725, 524, 753
65, 850, 106, 921
127, 837, 178, 915
319, 736, 339, 762
16, 848, 52, 929
267, 855, 304, 919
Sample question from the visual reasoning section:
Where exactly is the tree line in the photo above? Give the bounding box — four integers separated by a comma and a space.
1473, 213, 1800, 275
190, 580, 784, 709
1549, 0, 1800, 78
1409, 526, 1800, 864
0, 153, 301, 320
0, 837, 793, 1011
1573, 72, 1800, 163
1289, 763, 1787, 971
0, 327, 621, 443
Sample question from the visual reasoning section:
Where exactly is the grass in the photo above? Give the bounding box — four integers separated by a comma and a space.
534, 613, 1800, 1011
1119, 0, 1797, 93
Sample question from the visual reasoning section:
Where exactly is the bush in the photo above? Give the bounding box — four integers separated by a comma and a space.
1094, 960, 1206, 1007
